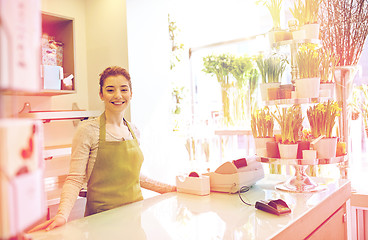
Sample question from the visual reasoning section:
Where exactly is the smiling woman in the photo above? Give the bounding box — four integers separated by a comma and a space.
29, 66, 176, 233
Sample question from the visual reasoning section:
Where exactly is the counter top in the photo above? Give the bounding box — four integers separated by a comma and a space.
29, 174, 350, 240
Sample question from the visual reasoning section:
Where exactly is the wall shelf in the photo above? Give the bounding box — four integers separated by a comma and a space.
19, 110, 101, 122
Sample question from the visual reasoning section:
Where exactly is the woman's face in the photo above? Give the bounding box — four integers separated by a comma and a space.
99, 75, 132, 114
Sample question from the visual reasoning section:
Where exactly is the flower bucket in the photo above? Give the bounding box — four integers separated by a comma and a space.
278, 143, 298, 159
301, 23, 320, 39
254, 137, 274, 157
260, 82, 281, 101
313, 137, 338, 159
295, 77, 320, 99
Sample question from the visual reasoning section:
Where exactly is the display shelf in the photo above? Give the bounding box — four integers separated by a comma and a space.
41, 12, 75, 95
256, 155, 348, 166
256, 155, 348, 193
272, 38, 321, 48
264, 97, 333, 106
1, 89, 75, 96
44, 144, 72, 160
19, 110, 101, 122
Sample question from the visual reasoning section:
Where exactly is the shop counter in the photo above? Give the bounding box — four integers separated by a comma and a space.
29, 174, 351, 240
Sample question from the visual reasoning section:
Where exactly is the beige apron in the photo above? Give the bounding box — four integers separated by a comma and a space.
85, 113, 143, 216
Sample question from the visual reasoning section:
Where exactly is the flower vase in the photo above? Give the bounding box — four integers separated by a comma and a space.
254, 137, 274, 157
295, 77, 320, 99
221, 85, 232, 126
334, 66, 358, 146
313, 137, 338, 159
278, 143, 298, 159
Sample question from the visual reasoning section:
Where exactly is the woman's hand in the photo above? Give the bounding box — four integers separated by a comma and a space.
28, 215, 66, 233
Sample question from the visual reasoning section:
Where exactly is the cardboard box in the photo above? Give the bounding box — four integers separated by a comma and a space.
42, 65, 63, 90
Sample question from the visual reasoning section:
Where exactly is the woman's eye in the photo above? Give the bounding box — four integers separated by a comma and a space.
106, 89, 114, 93
121, 89, 128, 92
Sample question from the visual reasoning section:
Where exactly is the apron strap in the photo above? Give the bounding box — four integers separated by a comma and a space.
100, 113, 137, 141
99, 112, 107, 141
124, 119, 137, 140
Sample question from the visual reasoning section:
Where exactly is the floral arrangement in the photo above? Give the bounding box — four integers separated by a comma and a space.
307, 100, 341, 138
271, 105, 304, 144
296, 43, 321, 79
203, 54, 235, 125
202, 54, 234, 87
255, 53, 287, 84
251, 106, 274, 138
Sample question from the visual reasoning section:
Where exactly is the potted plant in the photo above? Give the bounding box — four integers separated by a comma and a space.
290, 0, 322, 39
295, 43, 321, 98
251, 106, 275, 157
271, 104, 304, 159
307, 100, 341, 158
255, 53, 287, 101
261, 0, 290, 43
203, 54, 235, 126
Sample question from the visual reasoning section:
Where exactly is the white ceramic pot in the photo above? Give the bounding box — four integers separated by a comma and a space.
292, 29, 306, 40
319, 83, 335, 98
278, 143, 298, 159
301, 23, 320, 39
254, 137, 274, 157
260, 82, 281, 101
313, 137, 338, 159
295, 77, 320, 99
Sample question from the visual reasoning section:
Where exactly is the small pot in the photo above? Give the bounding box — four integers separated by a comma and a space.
268, 87, 280, 100
278, 143, 298, 159
313, 137, 338, 159
266, 141, 280, 158
297, 141, 310, 159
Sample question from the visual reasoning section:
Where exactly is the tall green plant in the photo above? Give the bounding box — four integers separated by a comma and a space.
231, 55, 255, 124
203, 54, 235, 125
255, 54, 287, 83
271, 105, 304, 144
